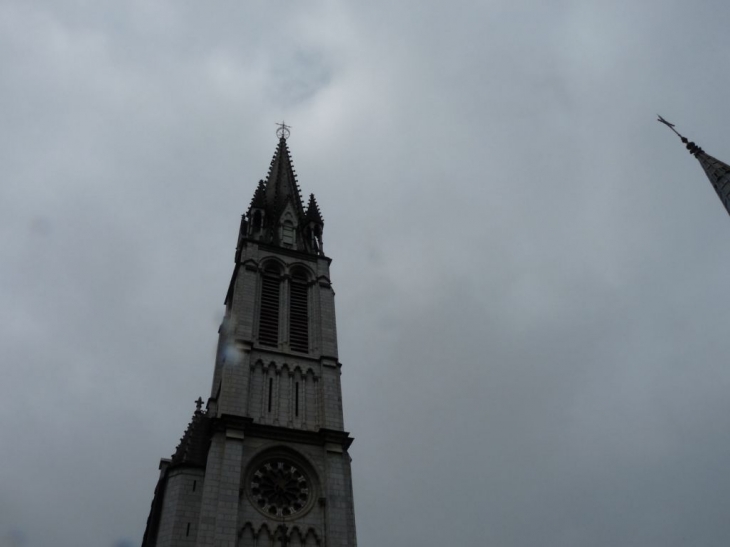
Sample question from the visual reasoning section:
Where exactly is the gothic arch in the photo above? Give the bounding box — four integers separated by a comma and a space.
238, 522, 256, 547
250, 360, 320, 376
303, 528, 321, 546
247, 361, 318, 378
288, 526, 321, 547
239, 521, 256, 535
259, 257, 286, 274
287, 262, 315, 281
289, 527, 305, 547
257, 523, 275, 546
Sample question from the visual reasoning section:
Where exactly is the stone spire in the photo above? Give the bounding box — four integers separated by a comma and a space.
263, 137, 306, 222
305, 193, 325, 255
305, 193, 324, 225
248, 179, 266, 211
241, 133, 324, 255
659, 115, 730, 216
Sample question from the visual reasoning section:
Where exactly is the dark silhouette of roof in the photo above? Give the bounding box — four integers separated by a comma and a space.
171, 404, 211, 468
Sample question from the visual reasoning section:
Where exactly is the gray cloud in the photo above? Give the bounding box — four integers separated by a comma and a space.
2, 1, 730, 546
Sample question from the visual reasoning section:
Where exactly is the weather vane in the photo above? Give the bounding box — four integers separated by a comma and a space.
276, 121, 291, 140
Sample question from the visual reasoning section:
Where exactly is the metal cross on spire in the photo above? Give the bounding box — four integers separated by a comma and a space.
657, 114, 704, 156
657, 114, 683, 139
657, 114, 687, 143
276, 121, 291, 140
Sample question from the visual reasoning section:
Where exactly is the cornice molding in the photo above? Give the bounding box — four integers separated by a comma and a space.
213, 415, 354, 450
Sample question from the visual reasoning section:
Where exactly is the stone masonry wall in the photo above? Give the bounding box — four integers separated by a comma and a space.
154, 467, 205, 547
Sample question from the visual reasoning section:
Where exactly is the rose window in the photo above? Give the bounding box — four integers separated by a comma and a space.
250, 459, 310, 517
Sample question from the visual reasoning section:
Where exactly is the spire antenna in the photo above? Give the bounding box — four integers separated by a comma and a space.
275, 121, 291, 140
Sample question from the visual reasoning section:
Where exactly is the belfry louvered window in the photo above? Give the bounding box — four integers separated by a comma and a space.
258, 264, 281, 347
289, 269, 309, 353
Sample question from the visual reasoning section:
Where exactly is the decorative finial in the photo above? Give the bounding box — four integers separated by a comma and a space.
658, 114, 684, 139
276, 121, 291, 140
195, 397, 204, 412
658, 114, 704, 156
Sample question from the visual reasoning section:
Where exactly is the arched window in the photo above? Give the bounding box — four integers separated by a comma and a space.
258, 262, 281, 347
289, 268, 309, 353
282, 220, 295, 247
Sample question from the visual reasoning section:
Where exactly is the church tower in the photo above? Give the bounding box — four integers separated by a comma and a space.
659, 115, 730, 217
142, 127, 358, 547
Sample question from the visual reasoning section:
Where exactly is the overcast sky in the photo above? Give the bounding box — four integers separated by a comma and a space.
3, 1, 730, 546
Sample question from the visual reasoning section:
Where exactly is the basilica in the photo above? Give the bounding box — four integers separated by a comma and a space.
142, 127, 358, 546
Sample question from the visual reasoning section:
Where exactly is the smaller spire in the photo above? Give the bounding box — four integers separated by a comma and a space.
305, 193, 324, 225
304, 193, 325, 255
249, 179, 266, 210
659, 115, 730, 218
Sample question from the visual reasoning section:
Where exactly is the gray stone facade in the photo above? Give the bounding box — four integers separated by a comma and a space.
142, 136, 357, 547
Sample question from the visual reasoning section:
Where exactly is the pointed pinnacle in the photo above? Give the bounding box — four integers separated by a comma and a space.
249, 180, 266, 210
306, 193, 324, 224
